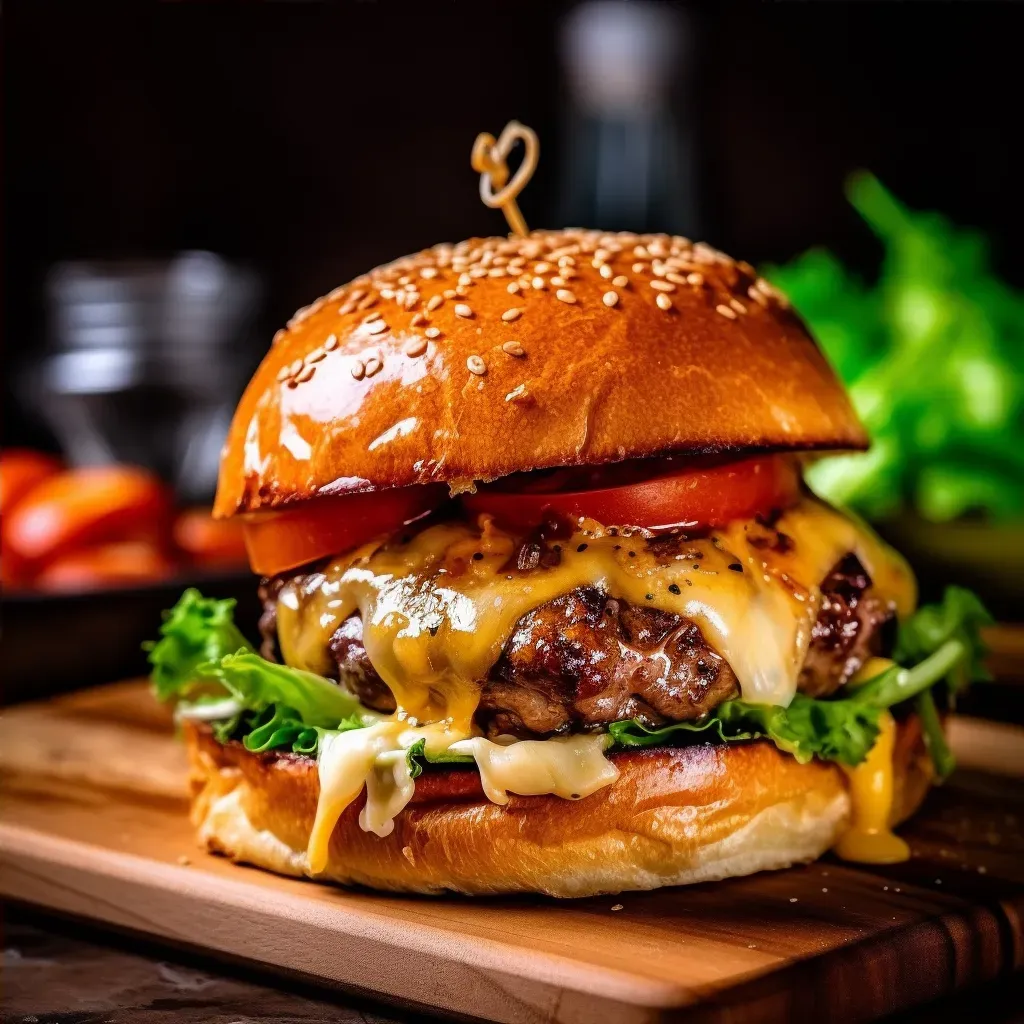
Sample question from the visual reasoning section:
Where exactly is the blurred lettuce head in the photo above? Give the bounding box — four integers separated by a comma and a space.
767, 173, 1024, 524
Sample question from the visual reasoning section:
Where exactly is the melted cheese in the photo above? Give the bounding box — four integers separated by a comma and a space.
278, 495, 915, 721
448, 734, 619, 804
282, 495, 916, 871
309, 723, 405, 872
833, 711, 910, 864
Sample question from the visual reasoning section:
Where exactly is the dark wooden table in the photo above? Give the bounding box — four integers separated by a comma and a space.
2, 902, 1021, 1024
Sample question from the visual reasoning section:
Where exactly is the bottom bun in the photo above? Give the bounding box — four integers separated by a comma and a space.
184, 719, 933, 898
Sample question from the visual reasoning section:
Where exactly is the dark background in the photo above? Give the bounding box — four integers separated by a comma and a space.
5, 0, 1024, 450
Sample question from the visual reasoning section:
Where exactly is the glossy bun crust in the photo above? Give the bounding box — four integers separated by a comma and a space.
185, 720, 932, 897
215, 230, 867, 516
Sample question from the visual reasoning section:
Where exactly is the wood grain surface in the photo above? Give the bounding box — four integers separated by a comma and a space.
1, 681, 1022, 1024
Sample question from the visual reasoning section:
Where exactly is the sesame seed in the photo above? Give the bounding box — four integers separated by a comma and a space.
324, 334, 339, 351
455, 284, 470, 298
507, 282, 521, 295
716, 303, 737, 319
502, 340, 525, 357
467, 354, 487, 375
276, 366, 291, 382
357, 295, 378, 310
380, 288, 395, 300
550, 276, 566, 287
349, 289, 366, 302
650, 279, 676, 292
363, 311, 382, 324
338, 301, 356, 316
404, 337, 428, 358
656, 293, 673, 311
420, 267, 438, 279
599, 263, 614, 280
556, 289, 577, 304
534, 262, 551, 274
532, 277, 546, 290
454, 303, 473, 318
687, 273, 704, 286
295, 365, 315, 383
613, 275, 629, 288
633, 245, 649, 258
458, 273, 472, 287
665, 272, 689, 286
287, 359, 303, 377
427, 295, 444, 311
730, 298, 747, 314
632, 262, 647, 274
443, 289, 457, 299
364, 355, 383, 377
306, 348, 327, 363
351, 360, 366, 381
469, 267, 487, 279
367, 320, 389, 335
603, 291, 619, 308
502, 308, 522, 322
488, 267, 507, 278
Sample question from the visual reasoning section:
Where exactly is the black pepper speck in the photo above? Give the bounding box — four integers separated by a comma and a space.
577, 543, 588, 553
668, 583, 681, 595
728, 563, 743, 572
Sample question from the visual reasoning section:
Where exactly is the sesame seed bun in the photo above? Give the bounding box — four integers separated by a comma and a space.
215, 230, 867, 517
185, 717, 932, 897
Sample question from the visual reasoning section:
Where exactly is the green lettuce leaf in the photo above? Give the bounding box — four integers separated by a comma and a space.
146, 589, 252, 701
609, 693, 881, 767
149, 590, 366, 750
893, 585, 992, 689
404, 737, 475, 779
195, 650, 360, 729
612, 587, 991, 771
767, 173, 1024, 524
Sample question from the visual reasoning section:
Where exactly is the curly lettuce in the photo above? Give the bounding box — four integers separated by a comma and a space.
150, 586, 989, 777
148, 590, 361, 747
611, 587, 989, 775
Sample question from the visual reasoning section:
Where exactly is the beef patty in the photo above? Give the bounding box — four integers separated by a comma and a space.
258, 552, 892, 739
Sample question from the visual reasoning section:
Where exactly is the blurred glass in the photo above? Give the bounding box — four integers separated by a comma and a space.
33, 252, 261, 502
559, 0, 698, 235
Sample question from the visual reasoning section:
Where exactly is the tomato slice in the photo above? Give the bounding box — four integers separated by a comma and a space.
3, 466, 173, 566
173, 507, 248, 568
0, 449, 64, 515
463, 455, 800, 531
36, 541, 175, 592
242, 486, 446, 576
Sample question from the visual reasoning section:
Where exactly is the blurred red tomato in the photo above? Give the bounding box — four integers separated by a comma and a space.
173, 507, 248, 567
0, 449, 63, 515
3, 466, 173, 567
35, 541, 175, 592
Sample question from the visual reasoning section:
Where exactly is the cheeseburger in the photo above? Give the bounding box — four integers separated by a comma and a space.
149, 229, 989, 897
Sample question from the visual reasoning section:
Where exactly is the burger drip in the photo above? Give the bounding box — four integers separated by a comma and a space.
270, 496, 917, 871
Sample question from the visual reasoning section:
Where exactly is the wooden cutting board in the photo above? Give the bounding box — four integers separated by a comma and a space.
1, 681, 1022, 1024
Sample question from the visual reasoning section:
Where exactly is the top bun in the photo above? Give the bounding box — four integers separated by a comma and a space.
215, 230, 866, 517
